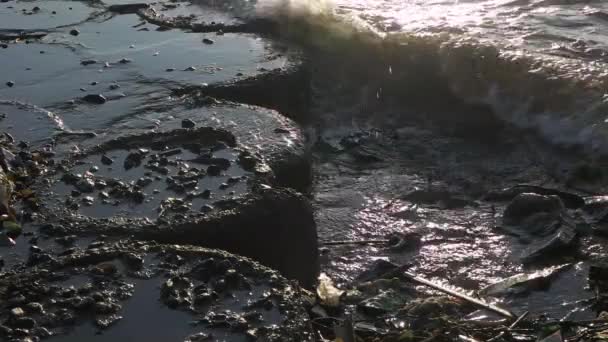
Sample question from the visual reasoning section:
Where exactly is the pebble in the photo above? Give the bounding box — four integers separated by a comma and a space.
81, 60, 97, 66
69, 29, 80, 36
184, 66, 196, 71
109, 83, 120, 90
10, 307, 25, 318
166, 68, 176, 72
6, 81, 14, 87
202, 38, 215, 45
118, 58, 132, 64
90, 81, 98, 85
181, 119, 196, 129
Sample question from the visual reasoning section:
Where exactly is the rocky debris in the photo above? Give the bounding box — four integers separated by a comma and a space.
82, 94, 107, 105
0, 241, 313, 341
41, 185, 318, 287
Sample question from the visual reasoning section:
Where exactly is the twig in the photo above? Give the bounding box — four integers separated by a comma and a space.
402, 272, 515, 320
319, 239, 389, 246
487, 311, 529, 342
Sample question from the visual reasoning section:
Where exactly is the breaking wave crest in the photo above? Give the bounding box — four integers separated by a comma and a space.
251, 0, 608, 155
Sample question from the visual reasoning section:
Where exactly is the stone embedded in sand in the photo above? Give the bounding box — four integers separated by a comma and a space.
503, 193, 565, 226
82, 94, 107, 104
6, 81, 14, 87
81, 59, 97, 66
108, 3, 150, 14
69, 29, 79, 36
202, 38, 214, 45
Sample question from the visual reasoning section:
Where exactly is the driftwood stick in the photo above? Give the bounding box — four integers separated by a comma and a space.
402, 272, 515, 320
319, 239, 389, 246
487, 311, 529, 342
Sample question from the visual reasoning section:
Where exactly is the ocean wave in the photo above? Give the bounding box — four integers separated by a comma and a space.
194, 0, 608, 155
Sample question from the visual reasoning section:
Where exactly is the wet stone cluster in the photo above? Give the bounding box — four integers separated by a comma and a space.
0, 241, 313, 342
49, 134, 260, 219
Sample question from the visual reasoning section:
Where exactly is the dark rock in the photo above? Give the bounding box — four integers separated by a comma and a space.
521, 224, 577, 265
6, 81, 14, 87
12, 317, 36, 329
24, 303, 44, 314
503, 193, 564, 226
207, 165, 222, 176
75, 178, 95, 193
124, 151, 145, 170
181, 119, 196, 129
202, 38, 214, 45
83, 94, 107, 104
108, 3, 149, 14
200, 204, 213, 213
81, 60, 97, 66
69, 29, 79, 36
274, 128, 290, 134
101, 155, 113, 165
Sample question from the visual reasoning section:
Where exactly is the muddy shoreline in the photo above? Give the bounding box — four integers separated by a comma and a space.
3, 0, 608, 341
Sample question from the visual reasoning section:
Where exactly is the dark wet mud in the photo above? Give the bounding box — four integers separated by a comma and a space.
4, 0, 608, 341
